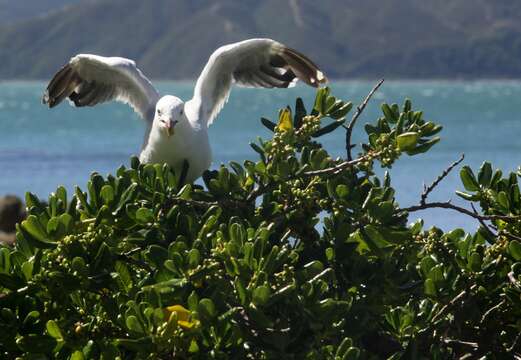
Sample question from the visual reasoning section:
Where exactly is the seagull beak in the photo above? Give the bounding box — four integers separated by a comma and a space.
164, 119, 175, 137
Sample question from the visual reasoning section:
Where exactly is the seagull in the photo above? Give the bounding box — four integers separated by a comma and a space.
42, 38, 327, 182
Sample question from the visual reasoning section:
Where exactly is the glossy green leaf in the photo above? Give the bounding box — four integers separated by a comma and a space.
460, 166, 480, 192
46, 320, 63, 340
252, 285, 271, 306
397, 132, 419, 151
509, 240, 521, 261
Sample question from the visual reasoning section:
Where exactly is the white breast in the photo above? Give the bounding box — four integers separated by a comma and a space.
139, 121, 212, 183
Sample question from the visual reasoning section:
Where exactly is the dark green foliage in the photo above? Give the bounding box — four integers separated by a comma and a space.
1, 89, 520, 359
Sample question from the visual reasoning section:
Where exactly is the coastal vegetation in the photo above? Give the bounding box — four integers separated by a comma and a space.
1, 85, 521, 358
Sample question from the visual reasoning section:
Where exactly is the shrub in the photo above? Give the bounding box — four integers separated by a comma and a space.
1, 86, 520, 359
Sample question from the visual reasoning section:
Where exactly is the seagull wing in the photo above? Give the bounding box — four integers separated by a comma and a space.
43, 54, 160, 122
187, 38, 327, 127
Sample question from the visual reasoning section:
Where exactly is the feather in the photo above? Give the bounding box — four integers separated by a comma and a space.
43, 54, 159, 122
188, 38, 327, 127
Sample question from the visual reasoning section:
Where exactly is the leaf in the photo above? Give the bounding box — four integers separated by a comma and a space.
336, 337, 353, 358
277, 107, 293, 132
136, 207, 154, 224
497, 191, 510, 210
294, 97, 307, 129
363, 225, 390, 249
344, 347, 361, 360
460, 166, 480, 192
252, 285, 271, 306
396, 132, 419, 151
424, 278, 437, 297
405, 136, 440, 155
100, 185, 115, 205
115, 337, 153, 352
144, 245, 169, 269
187, 249, 201, 268
336, 184, 350, 198
198, 298, 216, 320
166, 305, 191, 323
329, 102, 352, 119
313, 87, 329, 114
455, 191, 479, 201
0, 248, 10, 273
260, 117, 276, 132
312, 119, 346, 137
115, 261, 132, 291
0, 272, 23, 290
16, 334, 57, 354
46, 320, 63, 340
469, 252, 482, 272
20, 215, 56, 248
126, 315, 144, 333
71, 351, 85, 360
381, 103, 397, 123
509, 240, 521, 261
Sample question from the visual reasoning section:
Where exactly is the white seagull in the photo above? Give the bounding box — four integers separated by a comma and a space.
43, 38, 327, 182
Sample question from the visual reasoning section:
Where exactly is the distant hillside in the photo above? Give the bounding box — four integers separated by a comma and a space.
1, 0, 521, 79
0, 0, 80, 25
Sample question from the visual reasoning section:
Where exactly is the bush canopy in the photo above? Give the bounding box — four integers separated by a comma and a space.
1, 85, 521, 359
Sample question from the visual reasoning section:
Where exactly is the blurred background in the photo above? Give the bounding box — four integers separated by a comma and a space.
2, 0, 521, 232
2, 0, 521, 79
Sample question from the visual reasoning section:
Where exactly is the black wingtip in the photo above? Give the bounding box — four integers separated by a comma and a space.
281, 47, 328, 88
43, 63, 79, 109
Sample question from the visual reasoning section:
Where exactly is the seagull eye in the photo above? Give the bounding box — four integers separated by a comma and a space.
157, 109, 161, 116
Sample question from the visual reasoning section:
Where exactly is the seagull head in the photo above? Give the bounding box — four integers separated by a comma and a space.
154, 95, 185, 138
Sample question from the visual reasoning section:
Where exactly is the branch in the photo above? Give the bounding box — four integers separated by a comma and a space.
246, 152, 380, 202
442, 338, 478, 349
302, 151, 379, 176
480, 299, 506, 325
421, 154, 464, 205
399, 201, 521, 222
501, 229, 521, 242
431, 288, 470, 323
346, 79, 385, 161
399, 153, 521, 225
508, 332, 521, 353
508, 271, 521, 290
471, 203, 497, 238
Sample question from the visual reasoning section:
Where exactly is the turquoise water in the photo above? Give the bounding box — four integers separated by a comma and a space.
1, 81, 521, 231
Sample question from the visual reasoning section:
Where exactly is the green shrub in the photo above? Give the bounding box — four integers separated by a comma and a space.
1, 86, 520, 359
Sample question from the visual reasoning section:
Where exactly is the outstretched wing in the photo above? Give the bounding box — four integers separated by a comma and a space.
43, 54, 160, 122
186, 38, 327, 127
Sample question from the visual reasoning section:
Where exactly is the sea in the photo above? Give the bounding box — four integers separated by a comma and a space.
1, 81, 521, 232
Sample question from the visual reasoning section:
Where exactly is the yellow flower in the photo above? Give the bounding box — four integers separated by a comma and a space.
165, 305, 199, 330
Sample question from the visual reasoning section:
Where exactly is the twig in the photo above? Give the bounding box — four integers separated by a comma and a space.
399, 202, 521, 222
399, 153, 521, 226
480, 299, 506, 325
246, 152, 380, 202
442, 338, 478, 349
431, 288, 469, 323
471, 203, 497, 238
301, 151, 379, 176
508, 271, 521, 290
117, 253, 152, 272
501, 230, 521, 242
346, 79, 385, 161
421, 154, 465, 205
280, 229, 292, 243
508, 332, 521, 353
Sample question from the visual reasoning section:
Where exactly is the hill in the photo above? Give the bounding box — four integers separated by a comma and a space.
0, 0, 80, 25
1, 0, 521, 79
